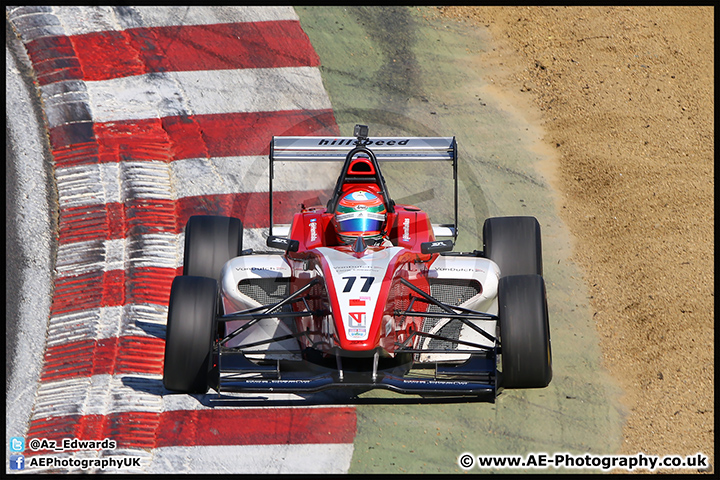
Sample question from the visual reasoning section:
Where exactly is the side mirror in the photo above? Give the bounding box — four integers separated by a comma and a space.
420, 239, 454, 254
267, 235, 299, 252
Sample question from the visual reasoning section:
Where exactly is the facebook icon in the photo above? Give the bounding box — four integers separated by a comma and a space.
10, 455, 25, 470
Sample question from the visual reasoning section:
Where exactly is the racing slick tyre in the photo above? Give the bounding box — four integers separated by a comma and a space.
163, 276, 218, 393
498, 274, 552, 388
183, 215, 243, 280
482, 216, 543, 277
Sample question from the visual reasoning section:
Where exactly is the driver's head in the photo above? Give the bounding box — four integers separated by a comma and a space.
333, 190, 387, 244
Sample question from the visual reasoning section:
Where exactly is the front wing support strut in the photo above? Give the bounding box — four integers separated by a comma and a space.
219, 278, 320, 346
397, 278, 498, 344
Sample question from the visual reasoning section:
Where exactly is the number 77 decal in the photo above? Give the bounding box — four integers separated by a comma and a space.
342, 276, 375, 293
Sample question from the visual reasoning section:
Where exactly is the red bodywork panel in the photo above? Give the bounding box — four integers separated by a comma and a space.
278, 156, 441, 358
285, 201, 436, 357
288, 204, 435, 252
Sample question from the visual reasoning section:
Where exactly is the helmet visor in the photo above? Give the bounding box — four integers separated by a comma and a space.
335, 212, 385, 235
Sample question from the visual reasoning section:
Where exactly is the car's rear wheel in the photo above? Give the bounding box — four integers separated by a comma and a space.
483, 216, 543, 277
183, 215, 243, 279
163, 276, 218, 393
498, 274, 552, 388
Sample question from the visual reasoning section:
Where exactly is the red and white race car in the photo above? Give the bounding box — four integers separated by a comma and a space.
163, 125, 551, 399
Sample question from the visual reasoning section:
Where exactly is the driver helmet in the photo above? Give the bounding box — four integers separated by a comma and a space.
333, 190, 387, 244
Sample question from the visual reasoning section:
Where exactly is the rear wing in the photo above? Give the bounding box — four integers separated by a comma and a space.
269, 134, 458, 238
271, 136, 456, 162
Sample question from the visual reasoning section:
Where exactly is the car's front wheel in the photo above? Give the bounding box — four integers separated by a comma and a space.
498, 274, 552, 388
183, 215, 244, 279
483, 216, 543, 277
163, 276, 218, 393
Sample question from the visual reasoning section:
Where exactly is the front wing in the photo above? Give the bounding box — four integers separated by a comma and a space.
213, 279, 500, 398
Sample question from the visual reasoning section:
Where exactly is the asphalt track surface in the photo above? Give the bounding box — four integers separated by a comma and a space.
7, 6, 624, 474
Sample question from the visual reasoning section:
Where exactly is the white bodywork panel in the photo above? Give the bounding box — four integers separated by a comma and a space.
218, 249, 501, 362
220, 255, 298, 357
420, 255, 501, 362
315, 246, 405, 342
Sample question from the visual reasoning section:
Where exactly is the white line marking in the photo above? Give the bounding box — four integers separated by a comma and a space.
148, 444, 354, 474
81, 67, 331, 125
6, 6, 299, 41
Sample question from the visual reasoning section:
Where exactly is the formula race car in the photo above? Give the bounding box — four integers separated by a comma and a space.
163, 125, 551, 399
